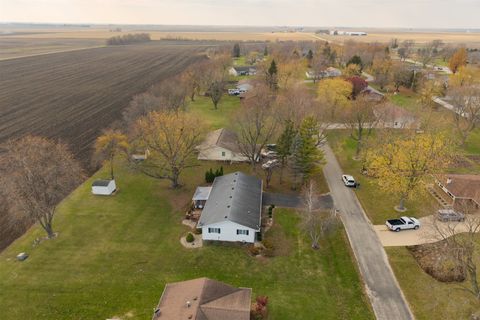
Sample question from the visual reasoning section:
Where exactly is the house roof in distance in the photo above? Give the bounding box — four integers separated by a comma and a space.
92, 179, 113, 187
152, 277, 251, 320
198, 128, 242, 154
198, 172, 262, 230
232, 65, 256, 72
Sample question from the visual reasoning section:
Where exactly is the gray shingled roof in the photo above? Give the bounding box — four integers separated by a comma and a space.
198, 172, 262, 230
92, 180, 112, 187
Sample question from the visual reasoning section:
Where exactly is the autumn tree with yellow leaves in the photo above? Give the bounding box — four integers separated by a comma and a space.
95, 129, 129, 180
132, 111, 204, 188
317, 78, 352, 122
449, 48, 468, 74
367, 132, 453, 211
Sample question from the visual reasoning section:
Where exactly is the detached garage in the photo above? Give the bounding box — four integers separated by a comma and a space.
92, 179, 116, 196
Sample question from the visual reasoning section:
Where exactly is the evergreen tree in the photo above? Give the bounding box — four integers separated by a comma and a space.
276, 120, 297, 183
347, 55, 363, 71
232, 43, 241, 58
290, 117, 324, 187
266, 59, 278, 90
263, 46, 268, 56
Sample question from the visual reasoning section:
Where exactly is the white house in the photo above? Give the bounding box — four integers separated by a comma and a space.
197, 128, 249, 162
229, 66, 257, 77
305, 67, 342, 79
92, 179, 116, 195
197, 172, 262, 243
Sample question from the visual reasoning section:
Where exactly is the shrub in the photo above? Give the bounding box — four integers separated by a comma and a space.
262, 239, 275, 257
205, 167, 224, 183
194, 228, 202, 235
186, 233, 194, 243
247, 245, 261, 256
267, 205, 275, 218
251, 296, 269, 320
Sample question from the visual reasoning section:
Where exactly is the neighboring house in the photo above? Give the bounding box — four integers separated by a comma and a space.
305, 67, 342, 79
197, 172, 262, 243
229, 66, 257, 76
91, 179, 116, 195
374, 103, 416, 129
192, 186, 212, 209
435, 174, 480, 211
197, 128, 249, 162
152, 277, 251, 320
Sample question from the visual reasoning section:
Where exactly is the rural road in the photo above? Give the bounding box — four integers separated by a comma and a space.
322, 143, 414, 320
374, 214, 480, 247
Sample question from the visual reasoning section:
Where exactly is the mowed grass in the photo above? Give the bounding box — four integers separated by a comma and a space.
188, 95, 241, 129
0, 162, 373, 319
386, 246, 480, 320
465, 128, 480, 155
327, 130, 438, 224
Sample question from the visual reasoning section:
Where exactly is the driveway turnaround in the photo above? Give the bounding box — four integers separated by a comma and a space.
374, 214, 480, 247
262, 192, 333, 209
322, 144, 414, 320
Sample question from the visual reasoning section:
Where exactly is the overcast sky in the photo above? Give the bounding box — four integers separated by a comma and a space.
1, 0, 479, 28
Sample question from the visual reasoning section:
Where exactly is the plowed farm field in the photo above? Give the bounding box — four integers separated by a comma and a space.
0, 41, 209, 165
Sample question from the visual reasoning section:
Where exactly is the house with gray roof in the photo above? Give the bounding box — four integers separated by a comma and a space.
197, 172, 262, 243
229, 66, 257, 77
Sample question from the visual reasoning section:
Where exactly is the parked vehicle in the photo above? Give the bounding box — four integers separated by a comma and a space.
437, 209, 465, 222
228, 89, 240, 96
386, 216, 420, 232
341, 174, 356, 187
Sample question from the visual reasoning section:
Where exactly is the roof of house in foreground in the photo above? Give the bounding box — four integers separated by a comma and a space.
152, 277, 251, 320
198, 172, 262, 230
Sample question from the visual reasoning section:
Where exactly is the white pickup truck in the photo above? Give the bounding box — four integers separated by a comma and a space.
385, 216, 421, 232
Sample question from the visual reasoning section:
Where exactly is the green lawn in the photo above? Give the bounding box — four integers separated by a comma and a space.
188, 95, 241, 129
327, 130, 438, 224
465, 128, 480, 155
0, 162, 373, 319
386, 246, 480, 320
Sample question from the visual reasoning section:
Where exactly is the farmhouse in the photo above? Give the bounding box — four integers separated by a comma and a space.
91, 179, 116, 195
374, 103, 417, 129
197, 172, 262, 243
197, 128, 249, 162
229, 66, 257, 76
152, 277, 251, 320
434, 174, 480, 211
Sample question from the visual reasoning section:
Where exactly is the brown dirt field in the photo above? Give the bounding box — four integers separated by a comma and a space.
0, 41, 210, 167
1, 28, 316, 42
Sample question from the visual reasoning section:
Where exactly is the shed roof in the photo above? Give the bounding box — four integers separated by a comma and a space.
193, 187, 213, 201
152, 277, 251, 320
92, 180, 113, 187
198, 172, 262, 230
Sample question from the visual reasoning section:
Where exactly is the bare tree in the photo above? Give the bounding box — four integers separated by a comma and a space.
430, 202, 480, 300
151, 76, 189, 112
343, 94, 379, 158
449, 85, 480, 145
237, 86, 278, 167
122, 92, 161, 127
299, 181, 338, 249
0, 136, 84, 238
131, 111, 203, 188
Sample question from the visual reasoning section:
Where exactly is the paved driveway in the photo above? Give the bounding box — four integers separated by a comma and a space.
262, 192, 333, 209
322, 144, 414, 320
375, 214, 480, 247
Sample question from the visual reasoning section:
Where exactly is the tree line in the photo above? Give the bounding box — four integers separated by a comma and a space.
106, 33, 151, 46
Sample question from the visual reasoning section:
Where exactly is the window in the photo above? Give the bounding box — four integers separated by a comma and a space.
221, 151, 226, 157
208, 228, 221, 234
236, 229, 249, 236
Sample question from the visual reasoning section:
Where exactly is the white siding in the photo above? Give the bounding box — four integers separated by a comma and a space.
201, 221, 257, 243
92, 180, 116, 195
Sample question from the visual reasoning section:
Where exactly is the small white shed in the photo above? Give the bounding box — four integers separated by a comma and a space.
92, 179, 116, 196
